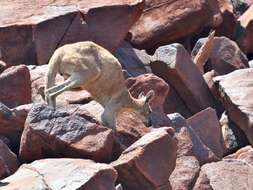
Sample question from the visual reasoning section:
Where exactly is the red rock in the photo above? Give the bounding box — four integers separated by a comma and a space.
113, 41, 152, 78
151, 44, 216, 114
19, 103, 114, 163
187, 107, 224, 158
169, 156, 200, 190
111, 127, 177, 190
192, 37, 249, 75
237, 5, 253, 55
0, 102, 25, 151
225, 145, 253, 165
0, 0, 144, 66
215, 0, 237, 38
0, 140, 19, 179
164, 87, 192, 118
168, 113, 220, 165
1, 158, 117, 190
193, 159, 253, 189
126, 74, 172, 127
129, 0, 222, 50
214, 68, 253, 145
116, 111, 151, 148
0, 65, 31, 108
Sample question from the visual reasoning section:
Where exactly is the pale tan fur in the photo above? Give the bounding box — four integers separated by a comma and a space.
45, 41, 154, 130
194, 30, 215, 74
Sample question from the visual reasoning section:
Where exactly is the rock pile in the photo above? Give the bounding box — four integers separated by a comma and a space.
0, 0, 253, 189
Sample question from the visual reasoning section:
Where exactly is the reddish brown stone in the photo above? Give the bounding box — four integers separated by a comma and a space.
151, 44, 216, 115
169, 156, 200, 190
0, 0, 144, 66
0, 140, 19, 179
214, 68, 253, 145
116, 111, 151, 148
129, 0, 222, 50
215, 0, 237, 38
111, 127, 177, 190
192, 37, 249, 75
187, 107, 224, 158
193, 159, 253, 190
19, 104, 114, 163
168, 113, 220, 165
1, 158, 117, 190
126, 73, 172, 127
237, 5, 253, 55
0, 65, 31, 108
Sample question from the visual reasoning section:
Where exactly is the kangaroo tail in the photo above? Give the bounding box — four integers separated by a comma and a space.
45, 52, 60, 92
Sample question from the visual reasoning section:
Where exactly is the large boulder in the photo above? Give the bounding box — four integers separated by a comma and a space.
192, 36, 249, 75
187, 107, 224, 158
169, 156, 200, 190
214, 68, 253, 145
0, 0, 144, 66
0, 65, 31, 108
168, 113, 220, 165
1, 158, 118, 190
111, 127, 177, 190
128, 0, 222, 50
151, 44, 216, 115
0, 140, 19, 179
193, 159, 253, 189
19, 104, 114, 163
126, 73, 172, 127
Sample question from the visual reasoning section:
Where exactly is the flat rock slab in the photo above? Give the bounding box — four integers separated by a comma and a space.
111, 127, 177, 190
19, 103, 114, 163
0, 0, 144, 66
214, 68, 253, 145
1, 158, 117, 190
193, 159, 253, 190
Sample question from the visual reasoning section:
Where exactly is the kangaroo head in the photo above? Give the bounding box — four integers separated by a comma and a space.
137, 90, 155, 126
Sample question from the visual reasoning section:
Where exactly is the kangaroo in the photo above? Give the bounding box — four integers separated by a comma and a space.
44, 41, 155, 131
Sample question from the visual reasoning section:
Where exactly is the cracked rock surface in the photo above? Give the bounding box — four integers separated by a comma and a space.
0, 158, 117, 190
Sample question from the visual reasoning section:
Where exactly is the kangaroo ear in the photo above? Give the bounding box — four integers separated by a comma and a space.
145, 90, 155, 103
138, 91, 145, 99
